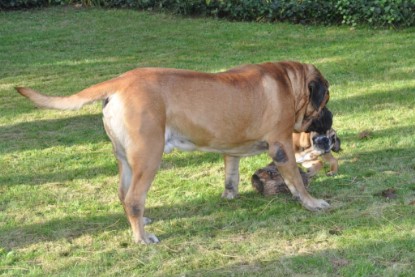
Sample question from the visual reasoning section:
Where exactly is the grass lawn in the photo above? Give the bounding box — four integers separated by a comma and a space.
1, 7, 415, 276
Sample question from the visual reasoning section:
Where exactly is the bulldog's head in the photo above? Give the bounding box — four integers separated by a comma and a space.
311, 129, 341, 154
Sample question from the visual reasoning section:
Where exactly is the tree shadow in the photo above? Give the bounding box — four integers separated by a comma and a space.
1, 152, 223, 187
0, 165, 117, 187
338, 124, 415, 145
329, 86, 415, 113
0, 114, 107, 155
0, 188, 301, 250
2, 116, 414, 248
185, 237, 415, 276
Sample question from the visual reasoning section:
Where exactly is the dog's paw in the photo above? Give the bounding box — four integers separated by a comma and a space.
146, 233, 160, 244
301, 197, 330, 211
137, 233, 160, 244
143, 217, 152, 225
326, 171, 337, 177
221, 190, 238, 200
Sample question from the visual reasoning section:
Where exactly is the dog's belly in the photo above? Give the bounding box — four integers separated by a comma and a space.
164, 127, 268, 156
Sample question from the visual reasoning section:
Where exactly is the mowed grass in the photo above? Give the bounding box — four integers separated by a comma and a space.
1, 7, 415, 276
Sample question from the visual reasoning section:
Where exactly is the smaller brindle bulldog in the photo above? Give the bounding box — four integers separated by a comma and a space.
293, 128, 341, 177
252, 163, 309, 196
252, 130, 341, 196
252, 109, 340, 196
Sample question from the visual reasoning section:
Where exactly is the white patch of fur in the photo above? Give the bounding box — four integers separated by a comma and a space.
164, 127, 196, 153
164, 126, 268, 156
103, 94, 130, 149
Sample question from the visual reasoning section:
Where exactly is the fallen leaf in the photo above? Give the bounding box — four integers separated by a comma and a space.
408, 200, 415, 206
375, 188, 397, 199
383, 170, 398, 175
329, 226, 343, 235
358, 130, 372, 139
331, 258, 349, 268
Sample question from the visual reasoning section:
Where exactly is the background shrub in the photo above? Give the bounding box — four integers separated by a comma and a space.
335, 0, 415, 26
1, 0, 414, 27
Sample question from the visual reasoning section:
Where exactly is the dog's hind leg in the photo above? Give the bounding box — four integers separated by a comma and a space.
103, 92, 165, 243
114, 151, 155, 224
222, 155, 241, 199
122, 127, 164, 244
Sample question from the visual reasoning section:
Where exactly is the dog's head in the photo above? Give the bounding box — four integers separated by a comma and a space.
311, 128, 341, 154
293, 63, 331, 133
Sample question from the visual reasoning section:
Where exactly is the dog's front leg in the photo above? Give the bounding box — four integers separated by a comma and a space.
302, 160, 324, 178
322, 152, 338, 176
222, 155, 240, 199
268, 140, 330, 211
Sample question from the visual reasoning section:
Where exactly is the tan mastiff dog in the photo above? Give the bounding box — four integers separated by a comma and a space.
16, 61, 331, 244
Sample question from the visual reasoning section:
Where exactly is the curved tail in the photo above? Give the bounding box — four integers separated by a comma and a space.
15, 79, 119, 110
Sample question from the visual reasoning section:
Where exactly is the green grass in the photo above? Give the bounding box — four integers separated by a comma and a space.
1, 7, 415, 276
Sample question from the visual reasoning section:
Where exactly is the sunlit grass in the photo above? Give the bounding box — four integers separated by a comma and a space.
1, 7, 414, 276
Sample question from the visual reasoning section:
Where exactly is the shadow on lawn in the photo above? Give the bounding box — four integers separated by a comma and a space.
0, 165, 117, 187
0, 212, 127, 250
185, 237, 415, 276
330, 86, 415, 112
2, 83, 414, 250
3, 122, 413, 187
0, 114, 107, 154
2, 140, 414, 250
0, 191, 257, 249
1, 153, 223, 187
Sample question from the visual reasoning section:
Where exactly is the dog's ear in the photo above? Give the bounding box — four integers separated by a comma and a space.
308, 77, 329, 109
331, 135, 341, 153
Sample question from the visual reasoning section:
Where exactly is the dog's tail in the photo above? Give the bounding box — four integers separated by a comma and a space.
15, 79, 119, 110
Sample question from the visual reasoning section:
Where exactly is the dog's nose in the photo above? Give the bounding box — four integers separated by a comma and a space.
313, 136, 330, 148
313, 136, 329, 145
320, 137, 329, 144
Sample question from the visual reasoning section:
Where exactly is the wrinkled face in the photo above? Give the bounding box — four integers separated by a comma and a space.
297, 74, 331, 132
311, 129, 341, 154
312, 133, 332, 153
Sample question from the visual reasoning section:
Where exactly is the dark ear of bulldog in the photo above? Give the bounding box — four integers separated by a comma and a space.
306, 107, 333, 134
309, 77, 329, 109
331, 134, 342, 153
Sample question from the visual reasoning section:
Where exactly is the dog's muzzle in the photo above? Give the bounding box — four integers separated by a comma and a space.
312, 135, 331, 153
